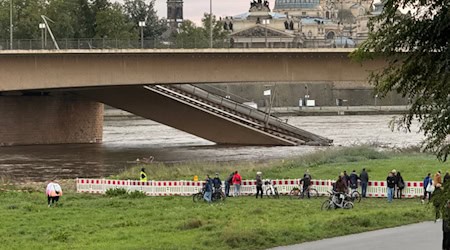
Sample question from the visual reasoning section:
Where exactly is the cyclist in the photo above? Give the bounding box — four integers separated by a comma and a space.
300, 171, 312, 198
334, 174, 348, 205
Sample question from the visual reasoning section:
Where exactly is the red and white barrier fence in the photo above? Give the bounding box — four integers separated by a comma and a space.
76, 178, 425, 198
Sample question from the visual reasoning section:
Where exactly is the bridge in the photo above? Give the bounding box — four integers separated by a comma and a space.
0, 49, 382, 147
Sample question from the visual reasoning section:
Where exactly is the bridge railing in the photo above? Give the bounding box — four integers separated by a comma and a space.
76, 178, 425, 198
0, 37, 363, 50
170, 84, 332, 145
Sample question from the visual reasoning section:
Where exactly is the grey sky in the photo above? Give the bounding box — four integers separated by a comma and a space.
114, 0, 262, 24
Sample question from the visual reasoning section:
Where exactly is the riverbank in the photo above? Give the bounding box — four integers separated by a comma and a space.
104, 105, 409, 118
1, 146, 441, 249
270, 105, 409, 116
113, 146, 447, 182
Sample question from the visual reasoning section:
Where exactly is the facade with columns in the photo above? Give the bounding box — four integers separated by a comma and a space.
223, 0, 383, 48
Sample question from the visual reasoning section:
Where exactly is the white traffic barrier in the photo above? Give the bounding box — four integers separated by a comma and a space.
76, 178, 425, 198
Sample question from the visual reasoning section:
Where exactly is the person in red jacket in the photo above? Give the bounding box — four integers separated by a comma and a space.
232, 171, 242, 197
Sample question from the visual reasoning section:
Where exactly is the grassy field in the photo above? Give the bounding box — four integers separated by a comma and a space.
0, 191, 434, 250
113, 146, 450, 182
1, 146, 445, 249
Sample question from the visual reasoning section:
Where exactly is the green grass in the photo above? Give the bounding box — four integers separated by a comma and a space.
113, 146, 450, 182
0, 191, 433, 250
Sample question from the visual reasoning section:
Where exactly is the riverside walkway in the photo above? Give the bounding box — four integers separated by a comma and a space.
270, 221, 440, 250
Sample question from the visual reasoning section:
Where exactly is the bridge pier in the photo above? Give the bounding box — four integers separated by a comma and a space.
0, 94, 103, 146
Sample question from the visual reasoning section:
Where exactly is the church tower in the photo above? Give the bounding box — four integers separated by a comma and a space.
167, 0, 183, 30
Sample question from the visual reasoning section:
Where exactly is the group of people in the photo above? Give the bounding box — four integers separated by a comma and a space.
333, 169, 370, 197
386, 169, 405, 202
202, 171, 243, 202
423, 171, 450, 202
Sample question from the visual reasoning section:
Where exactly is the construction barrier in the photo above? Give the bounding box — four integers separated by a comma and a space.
76, 178, 425, 198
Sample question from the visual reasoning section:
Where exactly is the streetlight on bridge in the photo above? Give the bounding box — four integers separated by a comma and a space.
139, 21, 146, 49
10, 0, 13, 49
209, 0, 213, 48
39, 23, 46, 49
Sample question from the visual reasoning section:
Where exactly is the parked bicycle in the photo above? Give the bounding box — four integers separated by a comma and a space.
265, 180, 279, 198
321, 191, 354, 210
349, 189, 361, 203
289, 185, 319, 199
192, 186, 225, 203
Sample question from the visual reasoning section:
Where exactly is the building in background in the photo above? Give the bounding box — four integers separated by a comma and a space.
167, 0, 184, 33
222, 0, 383, 48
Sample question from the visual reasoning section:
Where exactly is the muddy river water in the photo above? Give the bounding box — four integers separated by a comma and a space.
0, 115, 423, 181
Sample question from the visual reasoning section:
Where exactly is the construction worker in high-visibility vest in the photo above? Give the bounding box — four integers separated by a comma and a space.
140, 168, 148, 182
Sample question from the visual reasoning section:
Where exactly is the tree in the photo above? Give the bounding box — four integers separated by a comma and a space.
95, 3, 136, 39
0, 0, 46, 40
173, 13, 227, 48
174, 20, 207, 48
201, 13, 228, 47
123, 0, 166, 40
353, 0, 450, 160
45, 0, 78, 39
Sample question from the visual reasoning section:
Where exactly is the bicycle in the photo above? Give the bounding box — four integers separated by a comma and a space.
349, 189, 361, 203
192, 188, 205, 203
193, 187, 225, 203
321, 191, 354, 210
289, 185, 319, 199
264, 180, 279, 198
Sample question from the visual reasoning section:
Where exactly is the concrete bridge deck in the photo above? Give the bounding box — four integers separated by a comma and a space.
0, 48, 381, 92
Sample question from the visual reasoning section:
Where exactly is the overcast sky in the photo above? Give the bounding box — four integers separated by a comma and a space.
114, 0, 261, 24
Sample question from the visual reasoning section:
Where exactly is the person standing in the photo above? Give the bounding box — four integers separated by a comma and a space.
392, 169, 398, 198
343, 171, 350, 189
255, 172, 263, 198
140, 168, 147, 182
46, 179, 63, 208
444, 171, 450, 183
212, 173, 222, 191
203, 175, 213, 203
232, 171, 242, 197
225, 172, 234, 197
396, 171, 405, 199
386, 172, 396, 203
300, 172, 312, 198
360, 168, 369, 198
443, 201, 450, 250
349, 170, 359, 193
423, 173, 433, 202
434, 171, 443, 187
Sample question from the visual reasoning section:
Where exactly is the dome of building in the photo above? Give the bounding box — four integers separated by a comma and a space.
274, 0, 321, 10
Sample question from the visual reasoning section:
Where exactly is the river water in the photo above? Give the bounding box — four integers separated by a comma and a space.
0, 114, 423, 182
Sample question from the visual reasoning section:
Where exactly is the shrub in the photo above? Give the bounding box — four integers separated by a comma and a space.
105, 188, 128, 197
127, 190, 146, 199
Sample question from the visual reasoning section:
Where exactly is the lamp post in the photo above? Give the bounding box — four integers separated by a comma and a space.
209, 0, 213, 48
39, 23, 45, 49
139, 21, 146, 49
10, 0, 13, 49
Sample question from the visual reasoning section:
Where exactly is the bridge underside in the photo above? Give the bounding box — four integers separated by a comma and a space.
0, 84, 332, 147
74, 86, 298, 146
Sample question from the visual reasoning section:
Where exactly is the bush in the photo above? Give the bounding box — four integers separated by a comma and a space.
105, 188, 128, 197
105, 188, 147, 199
127, 190, 146, 199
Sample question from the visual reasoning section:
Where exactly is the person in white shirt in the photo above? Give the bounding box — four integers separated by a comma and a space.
46, 179, 63, 207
